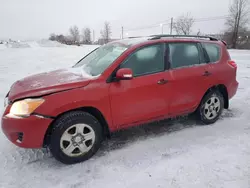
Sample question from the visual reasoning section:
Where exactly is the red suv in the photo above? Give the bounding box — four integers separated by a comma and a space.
1, 35, 238, 164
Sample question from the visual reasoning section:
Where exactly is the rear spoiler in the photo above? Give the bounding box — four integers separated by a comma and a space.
221, 40, 227, 46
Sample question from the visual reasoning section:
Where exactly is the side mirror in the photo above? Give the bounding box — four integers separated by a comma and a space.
116, 68, 133, 80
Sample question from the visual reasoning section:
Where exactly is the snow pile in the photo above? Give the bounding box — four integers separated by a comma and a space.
0, 44, 6, 50
1, 40, 99, 49
37, 39, 66, 47
6, 42, 31, 48
0, 47, 249, 188
26, 41, 40, 48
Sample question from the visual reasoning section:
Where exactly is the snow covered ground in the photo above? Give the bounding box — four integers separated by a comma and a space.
0, 43, 249, 188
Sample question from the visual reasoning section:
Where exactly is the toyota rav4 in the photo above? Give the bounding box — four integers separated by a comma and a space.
1, 35, 238, 164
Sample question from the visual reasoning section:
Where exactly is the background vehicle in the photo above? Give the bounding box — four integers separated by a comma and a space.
1, 35, 238, 164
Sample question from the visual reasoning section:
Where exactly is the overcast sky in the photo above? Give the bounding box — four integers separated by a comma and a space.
0, 0, 232, 41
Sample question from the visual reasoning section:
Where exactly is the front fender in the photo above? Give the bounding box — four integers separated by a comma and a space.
34, 85, 114, 131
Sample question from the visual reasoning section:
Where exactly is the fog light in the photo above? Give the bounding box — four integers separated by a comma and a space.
17, 132, 23, 143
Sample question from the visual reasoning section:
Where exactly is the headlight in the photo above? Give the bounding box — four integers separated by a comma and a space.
10, 98, 45, 117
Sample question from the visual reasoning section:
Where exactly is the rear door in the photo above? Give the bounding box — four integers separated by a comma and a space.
201, 42, 223, 87
166, 42, 211, 116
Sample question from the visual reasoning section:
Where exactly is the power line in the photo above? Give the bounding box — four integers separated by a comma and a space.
123, 15, 229, 33
124, 24, 162, 32
124, 19, 171, 32
194, 15, 229, 22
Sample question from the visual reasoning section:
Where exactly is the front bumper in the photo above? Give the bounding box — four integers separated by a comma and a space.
1, 113, 53, 148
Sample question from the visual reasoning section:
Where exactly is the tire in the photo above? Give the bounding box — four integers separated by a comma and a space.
49, 111, 103, 164
197, 90, 224, 125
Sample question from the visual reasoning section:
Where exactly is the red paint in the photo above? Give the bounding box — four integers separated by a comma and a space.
168, 64, 211, 115
2, 115, 52, 148
8, 69, 91, 101
110, 71, 172, 127
1, 37, 239, 148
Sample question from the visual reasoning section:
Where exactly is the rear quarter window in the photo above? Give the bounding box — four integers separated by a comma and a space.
202, 43, 221, 63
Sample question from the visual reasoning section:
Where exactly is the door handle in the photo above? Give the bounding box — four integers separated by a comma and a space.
202, 71, 212, 76
157, 79, 168, 85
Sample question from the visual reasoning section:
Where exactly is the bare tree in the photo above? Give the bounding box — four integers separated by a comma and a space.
101, 21, 112, 44
225, 0, 250, 48
48, 33, 68, 44
197, 29, 201, 36
49, 33, 56, 41
69, 25, 80, 45
173, 13, 195, 35
57, 34, 67, 44
82, 27, 92, 44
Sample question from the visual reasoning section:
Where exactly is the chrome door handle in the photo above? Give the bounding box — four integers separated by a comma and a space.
203, 71, 212, 76
157, 79, 168, 85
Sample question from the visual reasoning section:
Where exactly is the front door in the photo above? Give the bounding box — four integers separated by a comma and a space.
109, 43, 171, 128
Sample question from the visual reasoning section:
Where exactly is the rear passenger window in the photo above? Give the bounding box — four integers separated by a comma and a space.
167, 43, 200, 69
202, 43, 220, 63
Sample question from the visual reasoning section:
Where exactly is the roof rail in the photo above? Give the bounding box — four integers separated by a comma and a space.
149, 34, 219, 41
127, 36, 144, 39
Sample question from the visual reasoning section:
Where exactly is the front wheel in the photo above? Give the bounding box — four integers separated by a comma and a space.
197, 90, 224, 125
49, 111, 103, 164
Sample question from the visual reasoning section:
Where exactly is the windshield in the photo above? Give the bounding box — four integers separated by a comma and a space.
73, 43, 128, 76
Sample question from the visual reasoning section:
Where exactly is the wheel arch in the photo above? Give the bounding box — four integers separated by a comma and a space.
43, 106, 111, 147
200, 84, 229, 109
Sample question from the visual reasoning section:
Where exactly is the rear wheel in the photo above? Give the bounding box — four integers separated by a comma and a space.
197, 90, 224, 124
49, 111, 103, 164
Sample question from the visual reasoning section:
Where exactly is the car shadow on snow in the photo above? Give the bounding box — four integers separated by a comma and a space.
9, 109, 237, 166
100, 115, 196, 154
97, 108, 238, 156
13, 116, 197, 166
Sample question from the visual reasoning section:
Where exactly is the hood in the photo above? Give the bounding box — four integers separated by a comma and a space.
8, 67, 96, 101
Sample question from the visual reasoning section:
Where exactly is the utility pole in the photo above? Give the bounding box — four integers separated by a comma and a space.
160, 24, 163, 34
122, 26, 124, 39
93, 30, 95, 43
170, 17, 173, 35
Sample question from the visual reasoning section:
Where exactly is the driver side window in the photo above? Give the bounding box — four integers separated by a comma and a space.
120, 44, 164, 77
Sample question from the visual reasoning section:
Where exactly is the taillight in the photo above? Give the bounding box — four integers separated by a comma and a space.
228, 60, 237, 68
